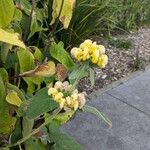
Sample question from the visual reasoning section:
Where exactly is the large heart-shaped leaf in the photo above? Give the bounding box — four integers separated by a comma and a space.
0, 0, 15, 28
21, 88, 58, 119
0, 28, 25, 49
49, 42, 75, 70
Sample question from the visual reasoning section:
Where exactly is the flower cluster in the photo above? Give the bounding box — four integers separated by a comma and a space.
71, 39, 108, 68
48, 81, 86, 110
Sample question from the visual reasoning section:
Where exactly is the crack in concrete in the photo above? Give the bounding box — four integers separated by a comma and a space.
106, 92, 150, 117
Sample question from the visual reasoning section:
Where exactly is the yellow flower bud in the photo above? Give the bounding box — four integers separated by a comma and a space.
73, 100, 79, 111
76, 49, 83, 61
72, 89, 78, 94
89, 42, 97, 54
62, 81, 70, 91
59, 98, 66, 109
71, 93, 78, 100
80, 39, 92, 49
78, 93, 86, 109
48, 88, 58, 96
54, 92, 64, 101
66, 96, 72, 105
97, 54, 108, 68
82, 47, 90, 61
71, 47, 79, 58
98, 45, 105, 54
91, 49, 100, 64
54, 81, 63, 89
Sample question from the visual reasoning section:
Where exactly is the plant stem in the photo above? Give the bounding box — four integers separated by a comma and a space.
46, 0, 65, 50
7, 108, 61, 148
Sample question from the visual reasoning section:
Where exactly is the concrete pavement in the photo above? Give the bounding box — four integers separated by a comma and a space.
62, 69, 150, 150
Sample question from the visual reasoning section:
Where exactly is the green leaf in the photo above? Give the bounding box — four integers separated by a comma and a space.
51, 110, 75, 125
13, 9, 22, 21
22, 117, 34, 137
0, 68, 8, 83
32, 47, 43, 63
0, 43, 12, 63
0, 0, 15, 28
17, 48, 44, 93
10, 118, 22, 144
0, 76, 6, 109
49, 42, 75, 70
48, 122, 84, 150
0, 68, 8, 108
26, 137, 47, 150
17, 48, 34, 72
0, 28, 25, 49
0, 103, 16, 135
4, 51, 18, 69
21, 88, 58, 119
0, 70, 16, 135
69, 64, 88, 85
28, 13, 45, 39
89, 68, 95, 86
16, 0, 32, 15
82, 105, 112, 127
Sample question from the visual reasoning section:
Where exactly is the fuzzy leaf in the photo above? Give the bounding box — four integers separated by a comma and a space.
0, 28, 25, 49
21, 88, 58, 119
82, 105, 112, 127
49, 42, 75, 70
89, 68, 95, 86
53, 110, 75, 125
0, 0, 15, 28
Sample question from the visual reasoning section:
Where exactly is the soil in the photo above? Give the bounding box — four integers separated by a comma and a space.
78, 28, 150, 94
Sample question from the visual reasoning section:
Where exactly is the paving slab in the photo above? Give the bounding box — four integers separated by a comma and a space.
62, 69, 150, 150
107, 69, 150, 115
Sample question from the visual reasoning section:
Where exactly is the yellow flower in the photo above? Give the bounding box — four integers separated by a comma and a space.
82, 47, 90, 61
66, 96, 72, 105
59, 98, 66, 109
76, 49, 83, 61
54, 81, 63, 89
97, 54, 108, 68
71, 93, 78, 100
78, 93, 86, 109
48, 88, 58, 96
80, 39, 92, 49
91, 49, 100, 64
88, 42, 97, 54
71, 47, 79, 58
54, 92, 64, 101
98, 45, 105, 54
62, 81, 70, 91
73, 100, 79, 111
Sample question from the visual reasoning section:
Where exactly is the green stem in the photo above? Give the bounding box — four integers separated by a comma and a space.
7, 108, 61, 148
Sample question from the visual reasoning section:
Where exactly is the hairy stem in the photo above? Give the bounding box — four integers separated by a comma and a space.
7, 108, 61, 148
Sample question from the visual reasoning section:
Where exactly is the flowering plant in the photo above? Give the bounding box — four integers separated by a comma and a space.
0, 0, 111, 149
